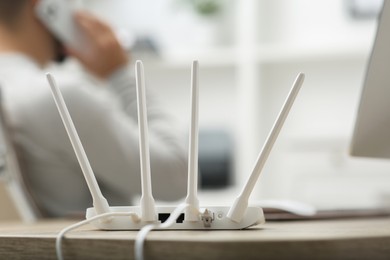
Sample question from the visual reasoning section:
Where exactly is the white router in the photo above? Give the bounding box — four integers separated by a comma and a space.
46, 61, 304, 230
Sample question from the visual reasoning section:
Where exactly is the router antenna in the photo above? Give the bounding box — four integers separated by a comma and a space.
135, 60, 157, 222
227, 73, 305, 222
184, 60, 200, 221
46, 73, 110, 215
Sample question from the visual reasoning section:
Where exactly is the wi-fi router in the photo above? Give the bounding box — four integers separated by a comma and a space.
46, 61, 304, 230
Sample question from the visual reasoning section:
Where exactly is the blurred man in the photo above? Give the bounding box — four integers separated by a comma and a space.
0, 0, 187, 217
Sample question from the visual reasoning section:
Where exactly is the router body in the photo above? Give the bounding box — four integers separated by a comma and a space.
86, 205, 264, 230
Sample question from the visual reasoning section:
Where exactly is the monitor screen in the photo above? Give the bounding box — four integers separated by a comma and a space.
350, 0, 390, 159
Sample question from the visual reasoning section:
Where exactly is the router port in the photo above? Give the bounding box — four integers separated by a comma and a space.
158, 213, 170, 223
201, 209, 214, 228
176, 213, 185, 223
158, 213, 185, 223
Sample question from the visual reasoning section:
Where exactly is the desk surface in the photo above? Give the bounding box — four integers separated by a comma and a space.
0, 217, 390, 260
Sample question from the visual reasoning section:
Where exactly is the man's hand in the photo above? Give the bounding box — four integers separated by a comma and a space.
66, 11, 129, 79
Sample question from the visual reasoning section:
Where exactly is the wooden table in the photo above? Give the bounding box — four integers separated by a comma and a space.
0, 217, 390, 260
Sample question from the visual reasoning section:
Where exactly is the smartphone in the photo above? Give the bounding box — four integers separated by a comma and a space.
35, 0, 87, 52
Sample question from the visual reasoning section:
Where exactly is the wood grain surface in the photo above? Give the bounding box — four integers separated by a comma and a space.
0, 217, 389, 259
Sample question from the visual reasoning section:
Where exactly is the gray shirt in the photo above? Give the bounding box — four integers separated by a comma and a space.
0, 53, 187, 217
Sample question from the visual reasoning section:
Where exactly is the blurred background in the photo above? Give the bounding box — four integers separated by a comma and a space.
76, 0, 390, 210
6, 0, 389, 213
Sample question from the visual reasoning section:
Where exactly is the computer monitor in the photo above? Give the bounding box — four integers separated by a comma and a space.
350, 0, 390, 159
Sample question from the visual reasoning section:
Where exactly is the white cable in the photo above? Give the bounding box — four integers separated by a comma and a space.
135, 203, 193, 260
56, 212, 140, 260
56, 205, 196, 260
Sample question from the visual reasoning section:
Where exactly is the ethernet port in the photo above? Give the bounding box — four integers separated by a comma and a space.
176, 213, 185, 223
158, 213, 170, 223
158, 213, 185, 223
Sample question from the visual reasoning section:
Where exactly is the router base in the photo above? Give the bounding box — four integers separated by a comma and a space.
86, 206, 265, 230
